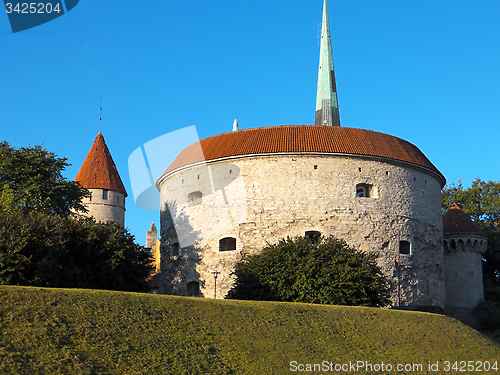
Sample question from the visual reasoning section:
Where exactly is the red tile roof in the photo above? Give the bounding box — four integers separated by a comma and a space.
159, 125, 445, 185
443, 204, 486, 237
75, 132, 127, 196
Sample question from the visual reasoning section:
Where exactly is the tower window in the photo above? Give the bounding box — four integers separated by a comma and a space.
187, 281, 200, 297
116, 196, 119, 204
188, 191, 202, 206
399, 240, 411, 255
172, 243, 179, 256
103, 190, 108, 200
305, 231, 321, 243
356, 184, 372, 198
219, 237, 236, 252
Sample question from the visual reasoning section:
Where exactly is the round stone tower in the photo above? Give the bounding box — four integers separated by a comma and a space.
154, 0, 449, 306
443, 203, 488, 313
75, 132, 127, 227
156, 125, 446, 307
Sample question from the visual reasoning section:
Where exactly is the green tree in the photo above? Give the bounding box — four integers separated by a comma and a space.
442, 178, 500, 286
0, 210, 153, 292
0, 141, 88, 215
226, 236, 390, 307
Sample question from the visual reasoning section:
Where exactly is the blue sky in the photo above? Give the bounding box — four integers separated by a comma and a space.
1, 0, 499, 245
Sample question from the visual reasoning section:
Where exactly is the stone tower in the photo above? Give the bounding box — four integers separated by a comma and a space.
443, 203, 488, 313
75, 132, 127, 227
146, 222, 161, 273
315, 0, 340, 127
156, 1, 447, 307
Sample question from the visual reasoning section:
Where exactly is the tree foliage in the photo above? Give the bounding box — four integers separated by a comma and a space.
442, 178, 500, 287
0, 141, 153, 292
0, 210, 153, 292
0, 141, 88, 215
226, 236, 390, 307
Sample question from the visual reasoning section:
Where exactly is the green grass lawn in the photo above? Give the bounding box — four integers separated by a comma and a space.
1, 285, 499, 374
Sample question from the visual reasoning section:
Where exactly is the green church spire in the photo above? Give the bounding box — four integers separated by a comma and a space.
315, 0, 340, 127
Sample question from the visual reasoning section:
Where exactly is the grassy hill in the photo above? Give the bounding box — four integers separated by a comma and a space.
1, 286, 499, 374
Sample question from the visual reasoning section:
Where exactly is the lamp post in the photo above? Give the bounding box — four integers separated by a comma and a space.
210, 271, 219, 299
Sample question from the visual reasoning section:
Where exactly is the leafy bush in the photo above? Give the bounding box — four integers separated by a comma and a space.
0, 210, 153, 292
226, 236, 390, 307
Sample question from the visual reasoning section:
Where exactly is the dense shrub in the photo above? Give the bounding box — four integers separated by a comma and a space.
0, 210, 153, 292
226, 236, 390, 307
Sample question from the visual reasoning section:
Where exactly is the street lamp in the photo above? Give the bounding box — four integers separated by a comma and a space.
210, 270, 219, 299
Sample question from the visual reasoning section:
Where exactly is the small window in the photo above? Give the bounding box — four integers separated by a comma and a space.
172, 243, 179, 256
219, 237, 236, 252
188, 191, 202, 206
399, 240, 411, 255
356, 183, 371, 198
187, 281, 200, 297
89, 193, 92, 202
313, 165, 318, 170
305, 231, 321, 243
103, 190, 108, 200
116, 196, 119, 204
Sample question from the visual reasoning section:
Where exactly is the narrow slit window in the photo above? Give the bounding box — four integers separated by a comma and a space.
187, 281, 200, 297
305, 231, 321, 243
356, 183, 372, 198
172, 243, 179, 256
399, 240, 411, 255
103, 189, 108, 200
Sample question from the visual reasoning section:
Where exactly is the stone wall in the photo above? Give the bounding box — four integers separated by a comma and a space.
81, 188, 126, 227
158, 153, 445, 307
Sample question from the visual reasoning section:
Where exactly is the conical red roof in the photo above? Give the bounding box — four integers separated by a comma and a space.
75, 132, 127, 196
443, 203, 486, 237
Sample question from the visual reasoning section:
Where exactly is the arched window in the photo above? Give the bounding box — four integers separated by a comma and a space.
188, 191, 202, 206
305, 231, 321, 243
172, 243, 179, 256
356, 183, 372, 198
187, 281, 200, 297
399, 240, 411, 255
219, 237, 236, 252
443, 240, 449, 251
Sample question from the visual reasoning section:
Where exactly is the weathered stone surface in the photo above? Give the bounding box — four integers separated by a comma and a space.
80, 188, 126, 227
158, 153, 446, 308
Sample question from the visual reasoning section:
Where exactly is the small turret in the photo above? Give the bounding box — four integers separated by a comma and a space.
146, 222, 161, 273
146, 222, 158, 249
75, 132, 127, 227
443, 203, 488, 313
